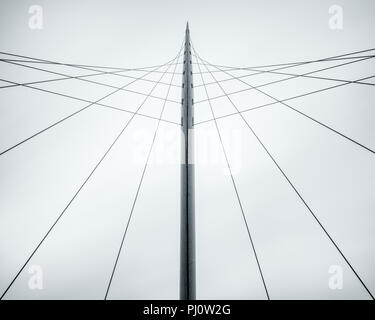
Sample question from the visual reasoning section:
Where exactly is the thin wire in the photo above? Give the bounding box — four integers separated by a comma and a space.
0, 59, 181, 104
195, 49, 375, 300
104, 43, 182, 300
0, 51, 173, 72
244, 65, 375, 86
0, 54, 180, 157
0, 51, 182, 78
195, 55, 375, 104
0, 62, 181, 89
194, 75, 375, 126
1, 58, 201, 67
192, 45, 270, 300
0, 47, 182, 301
0, 77, 179, 127
2, 47, 374, 73
193, 55, 375, 74
198, 54, 375, 155
192, 47, 375, 73
0, 52, 184, 89
194, 56, 375, 89
192, 49, 375, 94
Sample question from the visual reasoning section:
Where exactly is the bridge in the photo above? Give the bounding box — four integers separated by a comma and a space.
0, 24, 374, 300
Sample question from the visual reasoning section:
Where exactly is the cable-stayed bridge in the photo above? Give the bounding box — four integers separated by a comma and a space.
0, 25, 374, 300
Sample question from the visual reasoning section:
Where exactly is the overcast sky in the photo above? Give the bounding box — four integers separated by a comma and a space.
0, 0, 374, 300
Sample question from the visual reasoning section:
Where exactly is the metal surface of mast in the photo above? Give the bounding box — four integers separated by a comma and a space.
180, 22, 196, 300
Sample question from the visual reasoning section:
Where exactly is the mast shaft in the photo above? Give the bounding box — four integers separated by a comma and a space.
180, 23, 196, 300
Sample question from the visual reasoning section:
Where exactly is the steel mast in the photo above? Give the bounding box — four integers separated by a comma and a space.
180, 22, 196, 300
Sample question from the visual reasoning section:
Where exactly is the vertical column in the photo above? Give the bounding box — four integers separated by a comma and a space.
180, 22, 196, 300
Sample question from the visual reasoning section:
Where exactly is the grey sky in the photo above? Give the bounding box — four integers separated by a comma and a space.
0, 0, 374, 300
